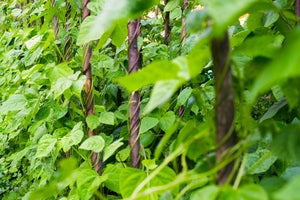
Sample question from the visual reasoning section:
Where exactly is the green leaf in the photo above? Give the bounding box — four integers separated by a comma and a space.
151, 166, 177, 190
116, 60, 180, 92
52, 77, 73, 99
264, 11, 280, 27
203, 0, 259, 36
103, 163, 124, 193
190, 185, 219, 200
77, 169, 105, 200
259, 98, 287, 123
233, 35, 283, 58
159, 111, 176, 132
119, 167, 146, 198
25, 35, 42, 50
77, 0, 158, 45
46, 63, 73, 83
246, 149, 277, 175
164, 0, 179, 12
35, 134, 57, 158
111, 19, 128, 47
116, 147, 131, 162
140, 131, 155, 147
0, 94, 27, 114
71, 75, 85, 98
176, 87, 193, 107
273, 174, 300, 200
79, 136, 105, 153
142, 159, 157, 170
103, 138, 124, 162
143, 80, 181, 115
140, 117, 159, 134
61, 122, 84, 152
170, 7, 182, 20
99, 112, 115, 125
239, 184, 268, 200
271, 125, 300, 162
86, 115, 100, 130
250, 28, 300, 103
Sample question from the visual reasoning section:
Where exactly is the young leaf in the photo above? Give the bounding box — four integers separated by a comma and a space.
116, 60, 180, 92
164, 0, 180, 12
77, 0, 158, 45
103, 138, 124, 162
176, 87, 193, 107
79, 136, 105, 153
119, 168, 147, 198
159, 111, 176, 132
77, 169, 106, 200
35, 135, 57, 158
0, 94, 27, 114
86, 115, 100, 131
61, 122, 84, 152
140, 117, 159, 134
103, 163, 124, 193
99, 112, 115, 125
143, 80, 181, 115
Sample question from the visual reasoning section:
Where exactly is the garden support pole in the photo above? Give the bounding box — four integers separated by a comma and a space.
164, 0, 171, 45
51, 0, 59, 39
128, 19, 141, 168
82, 0, 101, 175
64, 1, 71, 61
211, 33, 237, 185
295, 0, 300, 26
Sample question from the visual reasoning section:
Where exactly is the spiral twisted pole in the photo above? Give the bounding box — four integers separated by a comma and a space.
82, 0, 101, 175
128, 19, 142, 168
64, 1, 71, 61
51, 0, 59, 39
296, 0, 300, 25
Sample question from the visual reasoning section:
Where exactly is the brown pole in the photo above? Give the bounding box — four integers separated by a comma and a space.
64, 1, 71, 61
128, 19, 142, 168
295, 0, 300, 24
211, 33, 237, 185
164, 0, 171, 45
82, 0, 101, 174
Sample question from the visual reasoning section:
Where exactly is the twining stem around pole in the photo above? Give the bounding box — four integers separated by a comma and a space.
211, 33, 237, 185
64, 0, 71, 61
128, 19, 141, 168
82, 0, 101, 175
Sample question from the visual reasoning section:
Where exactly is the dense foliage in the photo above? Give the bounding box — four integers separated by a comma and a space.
1, 0, 300, 199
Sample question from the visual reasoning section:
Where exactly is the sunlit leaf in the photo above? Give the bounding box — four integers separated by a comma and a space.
77, 0, 158, 45
35, 135, 57, 158
0, 94, 27, 114
61, 122, 84, 152
79, 136, 105, 153
140, 117, 159, 134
